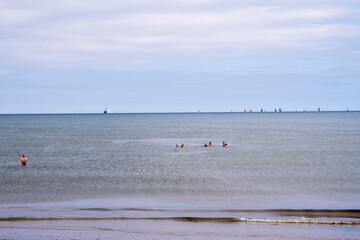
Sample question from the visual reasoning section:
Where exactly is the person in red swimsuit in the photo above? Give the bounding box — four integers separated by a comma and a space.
21, 154, 27, 166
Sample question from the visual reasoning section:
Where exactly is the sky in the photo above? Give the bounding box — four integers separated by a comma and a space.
0, 0, 359, 113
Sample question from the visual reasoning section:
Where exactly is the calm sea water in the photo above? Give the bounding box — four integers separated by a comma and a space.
1, 112, 360, 239
0, 113, 360, 235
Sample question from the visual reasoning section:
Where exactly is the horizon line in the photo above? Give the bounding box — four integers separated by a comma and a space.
0, 110, 359, 115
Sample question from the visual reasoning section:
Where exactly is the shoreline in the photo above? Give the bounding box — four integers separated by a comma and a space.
1, 217, 360, 240
1, 216, 360, 225
1, 203, 359, 222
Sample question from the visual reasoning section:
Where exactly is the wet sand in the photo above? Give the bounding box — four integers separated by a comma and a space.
1, 218, 360, 240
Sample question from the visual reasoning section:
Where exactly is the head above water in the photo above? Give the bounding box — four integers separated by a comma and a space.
23, 154, 25, 157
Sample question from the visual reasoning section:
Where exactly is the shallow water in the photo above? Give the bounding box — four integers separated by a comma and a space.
0, 112, 359, 239
1, 112, 359, 208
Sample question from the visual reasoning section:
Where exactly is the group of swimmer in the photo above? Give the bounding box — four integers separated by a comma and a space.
175, 143, 185, 148
176, 141, 228, 148
21, 141, 229, 165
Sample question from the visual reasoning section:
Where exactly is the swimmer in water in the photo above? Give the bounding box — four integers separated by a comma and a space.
204, 143, 208, 147
21, 154, 27, 166
222, 141, 226, 147
209, 141, 213, 146
181, 143, 184, 148
176, 144, 179, 148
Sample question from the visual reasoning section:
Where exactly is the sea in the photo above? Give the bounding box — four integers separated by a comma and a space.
0, 112, 359, 239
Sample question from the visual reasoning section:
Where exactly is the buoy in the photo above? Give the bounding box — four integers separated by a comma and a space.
275, 109, 277, 112
261, 109, 263, 112
250, 109, 252, 112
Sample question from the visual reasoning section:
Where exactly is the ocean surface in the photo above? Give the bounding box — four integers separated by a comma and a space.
0, 112, 359, 239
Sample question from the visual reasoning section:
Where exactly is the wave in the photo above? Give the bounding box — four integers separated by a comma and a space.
77, 208, 360, 218
1, 216, 359, 225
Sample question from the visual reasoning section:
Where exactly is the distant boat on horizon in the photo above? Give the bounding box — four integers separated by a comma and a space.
104, 108, 110, 114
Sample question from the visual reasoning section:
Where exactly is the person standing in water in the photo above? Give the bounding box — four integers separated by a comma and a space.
21, 154, 27, 166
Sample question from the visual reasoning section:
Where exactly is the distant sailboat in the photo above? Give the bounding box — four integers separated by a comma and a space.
104, 108, 110, 114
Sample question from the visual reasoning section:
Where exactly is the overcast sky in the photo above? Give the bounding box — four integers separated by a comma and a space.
1, 0, 359, 113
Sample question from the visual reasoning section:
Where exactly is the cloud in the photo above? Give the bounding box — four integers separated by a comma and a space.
0, 1, 359, 67
0, 69, 11, 76
0, 5, 39, 25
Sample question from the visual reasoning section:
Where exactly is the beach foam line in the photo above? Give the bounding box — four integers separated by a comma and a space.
1, 217, 359, 225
